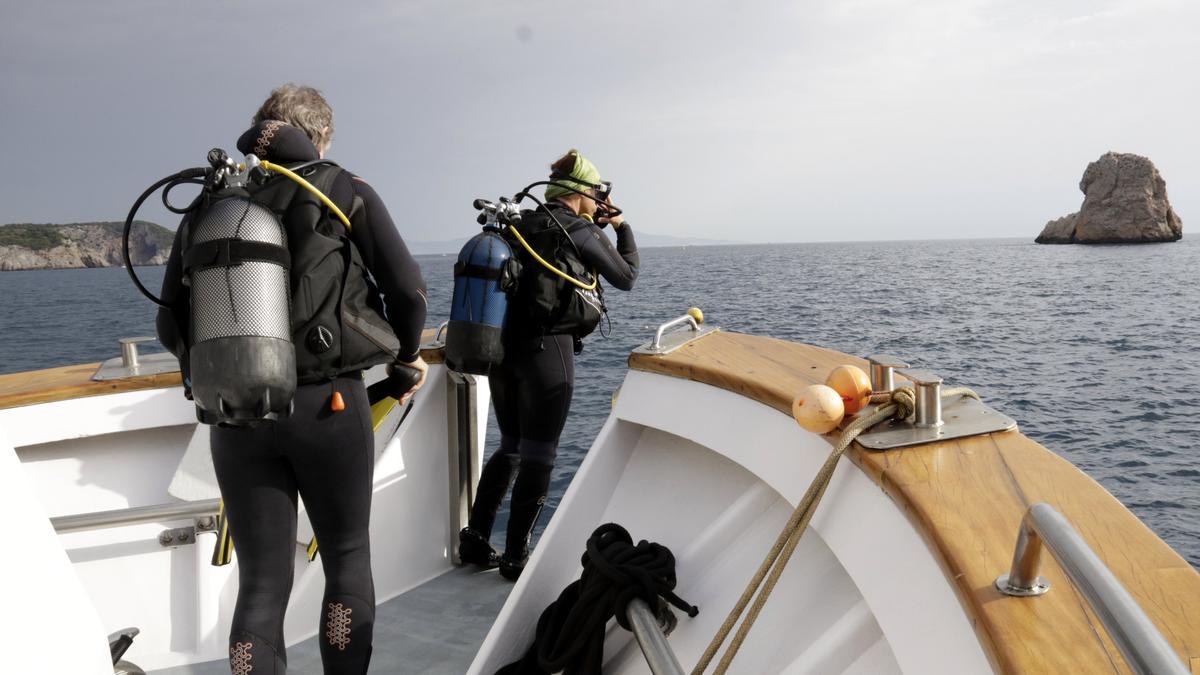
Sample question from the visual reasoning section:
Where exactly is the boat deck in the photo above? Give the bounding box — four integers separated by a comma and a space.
151, 565, 511, 675
629, 331, 1200, 674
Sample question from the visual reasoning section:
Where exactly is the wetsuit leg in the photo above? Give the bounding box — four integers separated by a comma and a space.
468, 434, 518, 540
212, 424, 297, 674
503, 334, 575, 563
504, 457, 553, 562
279, 376, 376, 675
513, 334, 575, 453
466, 363, 522, 540
212, 375, 377, 675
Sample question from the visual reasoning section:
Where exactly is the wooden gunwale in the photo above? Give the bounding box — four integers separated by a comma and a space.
0, 329, 445, 411
629, 330, 1200, 675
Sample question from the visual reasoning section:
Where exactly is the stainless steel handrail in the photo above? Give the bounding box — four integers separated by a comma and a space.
651, 315, 699, 351
995, 503, 1189, 675
51, 498, 222, 534
625, 598, 685, 675
447, 370, 481, 564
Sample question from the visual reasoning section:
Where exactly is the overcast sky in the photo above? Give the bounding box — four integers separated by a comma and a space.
2, 0, 1196, 243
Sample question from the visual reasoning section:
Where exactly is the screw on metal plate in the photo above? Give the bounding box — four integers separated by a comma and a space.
158, 526, 196, 548
857, 370, 1017, 451
995, 573, 1051, 597
632, 312, 719, 356
93, 337, 180, 382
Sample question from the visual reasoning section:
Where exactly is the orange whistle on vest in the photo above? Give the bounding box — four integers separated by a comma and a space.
330, 391, 346, 412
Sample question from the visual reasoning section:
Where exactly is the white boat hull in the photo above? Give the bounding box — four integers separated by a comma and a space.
473, 369, 993, 674
1, 362, 488, 672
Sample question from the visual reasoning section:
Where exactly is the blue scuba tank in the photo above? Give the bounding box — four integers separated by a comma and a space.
445, 226, 517, 374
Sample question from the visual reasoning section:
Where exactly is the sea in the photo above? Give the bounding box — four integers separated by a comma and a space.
2, 238, 1197, 568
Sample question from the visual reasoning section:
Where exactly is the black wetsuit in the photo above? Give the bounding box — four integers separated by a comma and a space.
467, 202, 639, 564
156, 122, 426, 674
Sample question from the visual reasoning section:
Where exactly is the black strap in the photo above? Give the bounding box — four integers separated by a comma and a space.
183, 238, 290, 273
285, 159, 341, 175
454, 261, 504, 280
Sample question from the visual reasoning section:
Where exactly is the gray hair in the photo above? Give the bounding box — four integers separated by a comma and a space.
253, 84, 334, 149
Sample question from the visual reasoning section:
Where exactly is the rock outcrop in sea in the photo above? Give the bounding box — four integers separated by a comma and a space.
1036, 152, 1182, 244
0, 221, 172, 271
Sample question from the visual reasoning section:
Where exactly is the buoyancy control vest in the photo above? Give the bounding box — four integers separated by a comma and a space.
177, 161, 400, 423
503, 207, 605, 340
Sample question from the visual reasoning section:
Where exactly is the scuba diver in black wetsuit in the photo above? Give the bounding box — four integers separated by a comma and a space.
155, 85, 428, 674
459, 150, 640, 580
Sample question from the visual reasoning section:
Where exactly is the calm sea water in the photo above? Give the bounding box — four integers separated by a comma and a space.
1, 238, 1197, 567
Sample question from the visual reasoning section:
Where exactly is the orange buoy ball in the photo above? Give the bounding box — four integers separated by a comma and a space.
792, 384, 845, 434
687, 307, 704, 324
825, 365, 872, 415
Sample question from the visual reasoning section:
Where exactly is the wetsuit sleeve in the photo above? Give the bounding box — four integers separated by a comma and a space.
570, 222, 639, 291
155, 224, 188, 358
347, 176, 428, 363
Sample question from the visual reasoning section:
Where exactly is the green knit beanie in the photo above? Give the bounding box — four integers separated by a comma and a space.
544, 151, 601, 201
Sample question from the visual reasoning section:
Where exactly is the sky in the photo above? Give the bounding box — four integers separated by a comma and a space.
1, 0, 1197, 244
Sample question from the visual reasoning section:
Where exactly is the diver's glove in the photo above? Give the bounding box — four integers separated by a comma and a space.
368, 358, 428, 405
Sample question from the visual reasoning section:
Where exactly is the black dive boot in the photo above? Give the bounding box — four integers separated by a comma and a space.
499, 461, 553, 581
460, 451, 517, 567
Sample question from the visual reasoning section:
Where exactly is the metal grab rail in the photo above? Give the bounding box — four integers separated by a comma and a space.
51, 498, 221, 535
652, 315, 699, 351
625, 598, 685, 675
995, 503, 1189, 675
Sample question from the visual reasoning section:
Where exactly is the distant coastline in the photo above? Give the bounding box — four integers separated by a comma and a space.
0, 221, 172, 271
408, 231, 741, 256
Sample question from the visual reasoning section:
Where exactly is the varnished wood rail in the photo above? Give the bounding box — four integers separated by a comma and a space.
630, 330, 1200, 675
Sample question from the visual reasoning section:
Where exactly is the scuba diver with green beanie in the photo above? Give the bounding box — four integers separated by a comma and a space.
459, 150, 640, 580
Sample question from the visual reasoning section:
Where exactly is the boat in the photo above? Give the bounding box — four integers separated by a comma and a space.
0, 328, 500, 674
2, 314, 1198, 674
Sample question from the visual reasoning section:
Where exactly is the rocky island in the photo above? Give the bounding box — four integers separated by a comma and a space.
1036, 152, 1182, 244
0, 221, 173, 271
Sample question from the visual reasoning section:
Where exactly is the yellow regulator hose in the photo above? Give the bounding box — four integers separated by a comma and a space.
259, 160, 352, 230
507, 224, 598, 291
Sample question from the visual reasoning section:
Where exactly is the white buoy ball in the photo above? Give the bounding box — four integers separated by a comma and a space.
792, 384, 846, 434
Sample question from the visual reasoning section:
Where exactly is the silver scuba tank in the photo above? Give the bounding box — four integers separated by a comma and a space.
185, 194, 295, 425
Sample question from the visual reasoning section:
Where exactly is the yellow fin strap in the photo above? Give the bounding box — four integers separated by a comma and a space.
507, 224, 597, 291
259, 160, 352, 231
211, 500, 234, 567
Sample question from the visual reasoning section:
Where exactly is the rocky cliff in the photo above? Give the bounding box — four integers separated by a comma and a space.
1036, 152, 1182, 244
0, 221, 173, 271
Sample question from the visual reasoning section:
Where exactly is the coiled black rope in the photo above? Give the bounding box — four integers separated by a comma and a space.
497, 523, 698, 675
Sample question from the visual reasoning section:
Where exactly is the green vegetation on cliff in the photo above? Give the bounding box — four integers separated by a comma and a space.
0, 221, 172, 250
0, 224, 67, 250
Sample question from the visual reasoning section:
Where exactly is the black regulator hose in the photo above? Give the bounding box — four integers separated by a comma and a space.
516, 180, 624, 220
510, 189, 587, 259
123, 167, 208, 308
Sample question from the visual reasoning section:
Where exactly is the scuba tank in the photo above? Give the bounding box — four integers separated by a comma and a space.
444, 198, 521, 375
184, 192, 295, 425
124, 149, 354, 425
